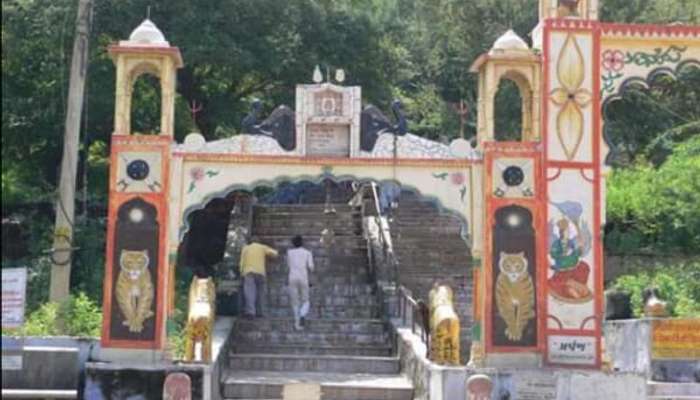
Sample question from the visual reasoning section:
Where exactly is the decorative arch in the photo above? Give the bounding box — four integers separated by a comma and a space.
109, 48, 181, 137
601, 59, 700, 165
128, 62, 163, 135
472, 53, 542, 144
494, 70, 535, 141
176, 172, 470, 247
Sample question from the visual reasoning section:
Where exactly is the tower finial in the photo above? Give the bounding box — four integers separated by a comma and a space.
146, 5, 151, 19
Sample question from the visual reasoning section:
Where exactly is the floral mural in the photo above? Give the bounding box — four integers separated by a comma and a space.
187, 167, 219, 194
433, 171, 468, 202
600, 45, 688, 96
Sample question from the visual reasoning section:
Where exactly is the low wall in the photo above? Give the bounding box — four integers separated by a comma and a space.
1, 336, 99, 395
393, 319, 651, 400
393, 320, 468, 400
485, 368, 646, 400
85, 316, 234, 400
604, 318, 700, 383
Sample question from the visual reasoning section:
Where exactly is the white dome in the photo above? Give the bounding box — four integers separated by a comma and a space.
490, 29, 529, 53
128, 19, 168, 45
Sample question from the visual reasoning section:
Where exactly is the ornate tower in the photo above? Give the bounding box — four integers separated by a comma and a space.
100, 19, 182, 361
471, 0, 609, 369
469, 30, 545, 368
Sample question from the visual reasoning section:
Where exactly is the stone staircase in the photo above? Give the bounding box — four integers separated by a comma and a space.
391, 191, 473, 364
222, 203, 413, 400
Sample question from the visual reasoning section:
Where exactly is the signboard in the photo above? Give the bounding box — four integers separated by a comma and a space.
513, 373, 557, 400
652, 319, 700, 359
306, 124, 350, 157
547, 335, 596, 365
2, 267, 27, 329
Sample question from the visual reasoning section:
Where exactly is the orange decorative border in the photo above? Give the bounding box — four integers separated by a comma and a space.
101, 135, 171, 350
174, 152, 479, 168
545, 18, 700, 38
483, 142, 545, 354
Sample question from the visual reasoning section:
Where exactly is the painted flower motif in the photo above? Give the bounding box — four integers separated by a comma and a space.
450, 172, 466, 186
433, 171, 468, 203
188, 167, 219, 193
190, 167, 205, 182
549, 34, 592, 161
602, 50, 625, 72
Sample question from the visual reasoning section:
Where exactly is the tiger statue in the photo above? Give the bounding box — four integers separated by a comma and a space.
428, 284, 460, 365
495, 251, 535, 342
184, 277, 216, 362
115, 250, 154, 333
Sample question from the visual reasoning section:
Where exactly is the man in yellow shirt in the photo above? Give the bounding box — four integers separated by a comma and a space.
240, 236, 278, 318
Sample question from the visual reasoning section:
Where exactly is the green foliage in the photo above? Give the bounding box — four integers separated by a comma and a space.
167, 265, 195, 360
3, 0, 700, 328
612, 261, 700, 318
604, 67, 700, 166
70, 217, 106, 303
17, 301, 61, 336
606, 135, 700, 254
63, 292, 103, 336
6, 292, 103, 337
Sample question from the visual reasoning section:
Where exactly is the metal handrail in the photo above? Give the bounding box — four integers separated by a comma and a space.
349, 182, 399, 283
397, 285, 428, 345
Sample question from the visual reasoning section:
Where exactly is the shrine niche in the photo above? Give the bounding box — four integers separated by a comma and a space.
491, 206, 537, 348
109, 198, 159, 341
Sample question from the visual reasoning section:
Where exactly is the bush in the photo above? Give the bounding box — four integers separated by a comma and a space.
166, 266, 195, 360
3, 292, 102, 337
606, 135, 700, 254
612, 261, 700, 318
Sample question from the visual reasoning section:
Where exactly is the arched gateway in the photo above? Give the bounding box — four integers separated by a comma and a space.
97, 3, 700, 387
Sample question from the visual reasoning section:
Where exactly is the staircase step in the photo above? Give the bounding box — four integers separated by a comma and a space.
265, 294, 377, 308
266, 275, 371, 286
229, 354, 399, 374
264, 306, 379, 319
234, 331, 389, 346
254, 236, 367, 249
222, 370, 413, 400
234, 318, 386, 334
254, 205, 360, 213
231, 343, 393, 357
252, 284, 374, 297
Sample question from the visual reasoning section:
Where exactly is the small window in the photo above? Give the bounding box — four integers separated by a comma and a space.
494, 79, 523, 141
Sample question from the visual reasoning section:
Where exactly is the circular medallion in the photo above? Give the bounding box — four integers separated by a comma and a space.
502, 166, 524, 186
127, 159, 150, 181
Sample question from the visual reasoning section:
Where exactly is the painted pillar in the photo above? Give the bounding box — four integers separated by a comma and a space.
541, 19, 603, 368
99, 21, 183, 361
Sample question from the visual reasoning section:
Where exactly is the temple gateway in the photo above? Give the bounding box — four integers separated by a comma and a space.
85, 0, 699, 398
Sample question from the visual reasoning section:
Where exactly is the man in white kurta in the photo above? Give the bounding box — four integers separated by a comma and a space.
287, 235, 315, 330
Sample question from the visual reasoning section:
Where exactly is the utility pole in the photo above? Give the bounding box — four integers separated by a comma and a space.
49, 0, 93, 302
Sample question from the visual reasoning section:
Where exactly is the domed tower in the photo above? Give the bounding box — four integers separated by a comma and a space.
100, 18, 183, 362
469, 0, 607, 370
468, 30, 544, 368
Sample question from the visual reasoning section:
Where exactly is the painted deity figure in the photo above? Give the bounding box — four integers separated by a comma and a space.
548, 211, 593, 303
